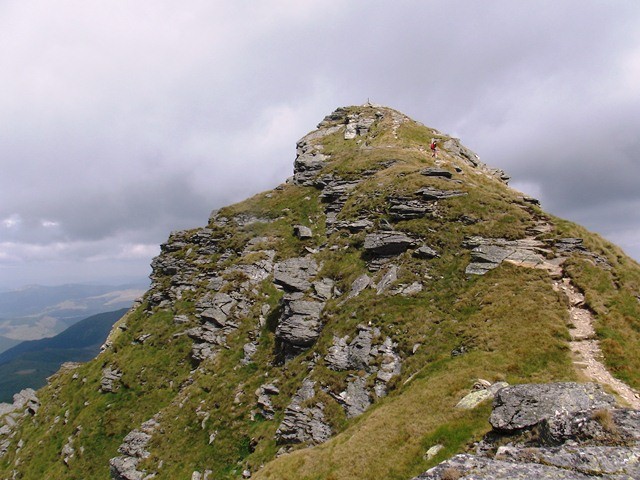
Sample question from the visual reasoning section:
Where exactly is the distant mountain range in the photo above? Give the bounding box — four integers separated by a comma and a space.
0, 336, 20, 354
0, 308, 127, 403
0, 283, 146, 350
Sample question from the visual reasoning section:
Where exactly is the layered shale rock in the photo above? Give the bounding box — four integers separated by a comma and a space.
276, 379, 332, 445
275, 295, 325, 358
273, 257, 319, 292
364, 231, 417, 257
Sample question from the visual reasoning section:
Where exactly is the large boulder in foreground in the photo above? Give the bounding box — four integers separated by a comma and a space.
489, 382, 616, 431
414, 382, 638, 480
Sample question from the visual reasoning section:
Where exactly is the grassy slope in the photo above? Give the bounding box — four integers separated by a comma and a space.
254, 265, 573, 480
1, 307, 194, 479
1, 106, 638, 480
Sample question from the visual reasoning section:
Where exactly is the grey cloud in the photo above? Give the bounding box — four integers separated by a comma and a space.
1, 0, 640, 286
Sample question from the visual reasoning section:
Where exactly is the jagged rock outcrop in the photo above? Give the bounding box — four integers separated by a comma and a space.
9, 388, 39, 415
187, 322, 225, 362
331, 375, 371, 418
181, 240, 274, 362
273, 257, 319, 292
413, 245, 439, 259
275, 295, 325, 358
312, 278, 335, 301
364, 231, 417, 257
374, 337, 402, 397
320, 177, 363, 231
147, 228, 224, 308
463, 236, 559, 276
255, 383, 280, 420
463, 234, 614, 278
416, 186, 466, 200
110, 418, 160, 480
420, 167, 454, 179
489, 382, 615, 431
325, 325, 376, 371
292, 126, 338, 186
388, 196, 436, 221
292, 106, 381, 187
335, 218, 373, 233
276, 378, 332, 445
0, 389, 40, 458
200, 292, 236, 327
343, 111, 377, 140
323, 326, 402, 412
555, 237, 611, 268
101, 367, 123, 393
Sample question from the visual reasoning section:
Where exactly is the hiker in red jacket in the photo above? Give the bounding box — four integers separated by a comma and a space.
430, 140, 437, 158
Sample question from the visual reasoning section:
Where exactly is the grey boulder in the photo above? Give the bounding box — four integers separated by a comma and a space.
490, 382, 616, 431
364, 231, 417, 256
274, 257, 319, 292
276, 296, 325, 357
293, 225, 313, 239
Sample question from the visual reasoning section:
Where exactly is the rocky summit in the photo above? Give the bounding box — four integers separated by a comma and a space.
1, 105, 640, 480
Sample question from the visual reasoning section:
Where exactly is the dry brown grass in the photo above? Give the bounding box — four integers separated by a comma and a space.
441, 466, 463, 480
591, 408, 618, 435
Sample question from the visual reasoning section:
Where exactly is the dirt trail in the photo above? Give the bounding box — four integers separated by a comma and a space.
554, 277, 640, 409
506, 218, 640, 408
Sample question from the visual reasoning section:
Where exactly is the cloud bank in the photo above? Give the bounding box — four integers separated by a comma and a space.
1, 1, 639, 288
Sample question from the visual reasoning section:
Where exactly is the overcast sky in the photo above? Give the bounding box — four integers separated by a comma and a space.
1, 1, 639, 289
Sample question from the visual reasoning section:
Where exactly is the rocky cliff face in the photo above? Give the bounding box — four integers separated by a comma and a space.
1, 105, 639, 480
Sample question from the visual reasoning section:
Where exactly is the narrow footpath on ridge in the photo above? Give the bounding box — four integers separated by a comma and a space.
553, 277, 640, 409
491, 212, 640, 409
520, 218, 640, 409
424, 149, 640, 410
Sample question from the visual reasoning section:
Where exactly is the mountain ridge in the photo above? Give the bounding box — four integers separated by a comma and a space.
1, 104, 639, 480
0, 308, 128, 403
0, 283, 147, 346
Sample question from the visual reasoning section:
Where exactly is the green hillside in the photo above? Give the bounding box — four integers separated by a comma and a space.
1, 105, 638, 480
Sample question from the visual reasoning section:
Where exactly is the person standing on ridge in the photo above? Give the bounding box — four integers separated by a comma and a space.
430, 139, 437, 158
